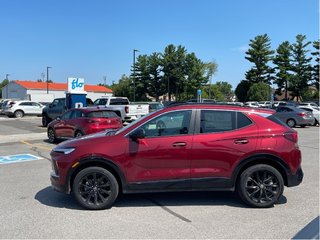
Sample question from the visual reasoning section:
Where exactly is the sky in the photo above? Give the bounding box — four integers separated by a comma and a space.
0, 0, 318, 89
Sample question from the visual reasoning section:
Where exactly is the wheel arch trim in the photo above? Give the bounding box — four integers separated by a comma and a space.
67, 157, 127, 194
232, 153, 291, 187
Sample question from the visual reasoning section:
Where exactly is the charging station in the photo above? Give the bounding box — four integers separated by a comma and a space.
66, 77, 87, 109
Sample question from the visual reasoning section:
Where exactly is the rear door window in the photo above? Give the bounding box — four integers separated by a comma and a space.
200, 110, 252, 133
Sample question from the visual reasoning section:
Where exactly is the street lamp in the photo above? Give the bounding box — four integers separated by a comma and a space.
5, 74, 10, 98
46, 66, 51, 94
133, 49, 139, 102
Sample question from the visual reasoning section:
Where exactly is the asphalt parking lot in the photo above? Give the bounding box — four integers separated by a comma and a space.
0, 116, 319, 239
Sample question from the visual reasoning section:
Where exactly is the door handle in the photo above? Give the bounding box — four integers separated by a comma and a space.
234, 139, 249, 144
172, 142, 187, 147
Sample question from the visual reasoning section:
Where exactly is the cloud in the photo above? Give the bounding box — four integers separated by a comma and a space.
232, 45, 249, 52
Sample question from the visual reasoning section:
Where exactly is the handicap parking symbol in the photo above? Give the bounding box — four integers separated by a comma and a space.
0, 154, 42, 164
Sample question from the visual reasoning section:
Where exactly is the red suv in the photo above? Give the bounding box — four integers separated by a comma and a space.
47, 107, 122, 143
50, 104, 303, 209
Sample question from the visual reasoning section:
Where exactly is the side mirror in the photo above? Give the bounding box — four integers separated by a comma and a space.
129, 128, 145, 142
56, 116, 61, 121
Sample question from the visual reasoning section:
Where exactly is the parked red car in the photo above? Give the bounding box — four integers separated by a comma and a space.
47, 107, 122, 143
50, 103, 303, 209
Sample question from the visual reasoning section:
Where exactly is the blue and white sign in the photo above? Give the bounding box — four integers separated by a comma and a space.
0, 154, 42, 164
197, 89, 202, 96
68, 77, 85, 93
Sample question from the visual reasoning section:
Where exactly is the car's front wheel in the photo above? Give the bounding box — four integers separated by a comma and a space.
237, 164, 284, 208
72, 167, 119, 210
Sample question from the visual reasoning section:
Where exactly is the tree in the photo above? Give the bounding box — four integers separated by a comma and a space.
0, 79, 9, 98
203, 61, 218, 99
111, 75, 132, 99
311, 40, 319, 90
216, 81, 233, 99
289, 34, 312, 101
273, 41, 292, 99
245, 34, 274, 84
235, 80, 251, 102
247, 82, 271, 101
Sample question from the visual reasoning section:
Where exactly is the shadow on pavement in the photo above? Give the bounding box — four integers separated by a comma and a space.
35, 186, 287, 210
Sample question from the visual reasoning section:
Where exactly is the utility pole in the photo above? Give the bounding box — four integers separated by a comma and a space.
46, 66, 51, 94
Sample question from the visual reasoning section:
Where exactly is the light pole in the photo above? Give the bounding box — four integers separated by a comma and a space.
46, 66, 51, 94
133, 49, 139, 102
5, 74, 10, 98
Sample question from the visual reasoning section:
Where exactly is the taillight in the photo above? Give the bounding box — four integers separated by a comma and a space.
125, 106, 129, 114
297, 112, 306, 117
284, 131, 298, 143
87, 119, 98, 123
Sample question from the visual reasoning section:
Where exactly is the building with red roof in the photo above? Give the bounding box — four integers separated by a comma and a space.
1, 80, 113, 102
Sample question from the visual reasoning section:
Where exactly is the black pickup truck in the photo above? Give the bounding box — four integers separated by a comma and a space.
41, 98, 94, 127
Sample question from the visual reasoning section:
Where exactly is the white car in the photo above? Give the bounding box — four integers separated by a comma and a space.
4, 100, 45, 118
297, 105, 320, 126
299, 102, 319, 108
258, 101, 271, 108
244, 101, 259, 108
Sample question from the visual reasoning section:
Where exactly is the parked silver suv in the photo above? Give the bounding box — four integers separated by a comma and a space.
5, 100, 45, 118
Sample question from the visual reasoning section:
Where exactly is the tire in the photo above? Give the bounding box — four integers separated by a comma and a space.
237, 164, 284, 208
313, 119, 318, 126
75, 130, 84, 138
286, 119, 296, 128
42, 115, 51, 127
47, 128, 57, 143
14, 110, 24, 118
72, 167, 119, 210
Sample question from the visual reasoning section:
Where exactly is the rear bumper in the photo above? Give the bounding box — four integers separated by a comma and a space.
287, 167, 303, 187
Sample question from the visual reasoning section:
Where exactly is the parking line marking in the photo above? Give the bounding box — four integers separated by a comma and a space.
0, 154, 42, 164
21, 140, 53, 151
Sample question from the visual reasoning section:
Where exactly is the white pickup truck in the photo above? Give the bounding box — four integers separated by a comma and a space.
93, 97, 149, 123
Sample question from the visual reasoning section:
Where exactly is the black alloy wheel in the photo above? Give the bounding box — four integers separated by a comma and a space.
238, 164, 284, 208
47, 128, 57, 143
73, 167, 119, 210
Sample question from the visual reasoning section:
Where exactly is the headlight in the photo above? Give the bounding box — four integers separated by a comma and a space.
52, 146, 76, 155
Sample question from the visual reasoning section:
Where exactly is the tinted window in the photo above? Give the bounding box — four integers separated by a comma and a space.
267, 115, 288, 127
87, 111, 118, 118
200, 110, 235, 133
140, 110, 192, 137
61, 111, 72, 120
94, 99, 107, 105
19, 102, 31, 106
110, 98, 129, 105
71, 110, 83, 119
237, 112, 252, 128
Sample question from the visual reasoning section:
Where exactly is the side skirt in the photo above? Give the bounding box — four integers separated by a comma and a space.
123, 177, 234, 194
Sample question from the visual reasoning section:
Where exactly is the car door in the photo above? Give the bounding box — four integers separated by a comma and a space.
190, 109, 258, 189
124, 110, 195, 190
54, 110, 73, 138
30, 102, 42, 114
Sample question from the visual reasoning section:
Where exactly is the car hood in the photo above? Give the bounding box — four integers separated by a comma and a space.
56, 129, 117, 148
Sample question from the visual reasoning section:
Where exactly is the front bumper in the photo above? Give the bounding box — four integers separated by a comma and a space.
287, 167, 304, 187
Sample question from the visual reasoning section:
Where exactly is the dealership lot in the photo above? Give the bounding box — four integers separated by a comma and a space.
0, 116, 319, 239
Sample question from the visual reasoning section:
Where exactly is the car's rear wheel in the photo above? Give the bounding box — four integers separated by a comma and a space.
75, 130, 84, 138
72, 167, 119, 210
47, 128, 57, 143
14, 110, 24, 118
286, 119, 296, 128
237, 164, 284, 208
